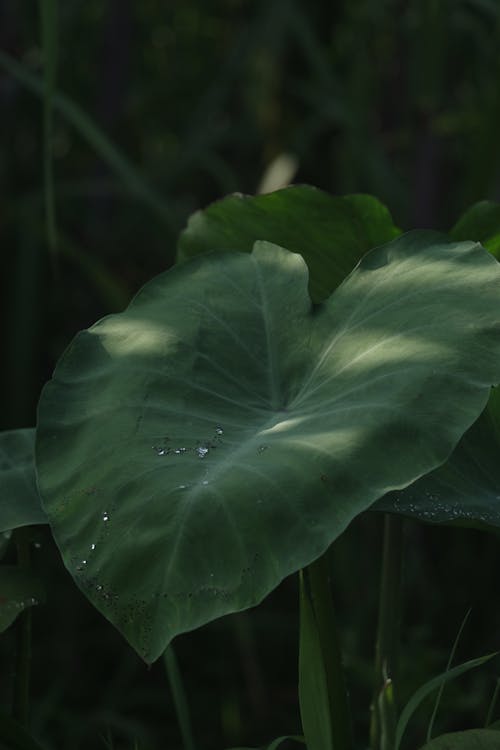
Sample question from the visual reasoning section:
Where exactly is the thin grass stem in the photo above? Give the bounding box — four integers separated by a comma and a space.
163, 643, 197, 750
12, 529, 32, 726
39, 0, 58, 268
426, 608, 471, 741
370, 515, 403, 750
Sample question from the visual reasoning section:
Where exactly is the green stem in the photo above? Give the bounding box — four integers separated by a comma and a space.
39, 0, 58, 267
299, 552, 353, 750
13, 529, 32, 726
163, 643, 197, 750
370, 515, 403, 750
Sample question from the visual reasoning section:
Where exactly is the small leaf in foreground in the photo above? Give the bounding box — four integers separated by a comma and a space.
418, 728, 500, 749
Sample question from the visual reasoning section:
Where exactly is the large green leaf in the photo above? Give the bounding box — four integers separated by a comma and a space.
451, 200, 500, 257
374, 388, 500, 528
418, 729, 500, 749
0, 430, 47, 533
36, 234, 500, 661
177, 185, 401, 301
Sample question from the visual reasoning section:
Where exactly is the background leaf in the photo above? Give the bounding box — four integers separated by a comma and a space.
0, 565, 45, 633
374, 387, 500, 530
177, 185, 400, 301
36, 234, 500, 661
0, 429, 47, 533
450, 201, 500, 257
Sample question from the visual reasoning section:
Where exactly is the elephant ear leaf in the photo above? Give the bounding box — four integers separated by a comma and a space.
36, 233, 500, 662
0, 429, 47, 533
177, 185, 401, 300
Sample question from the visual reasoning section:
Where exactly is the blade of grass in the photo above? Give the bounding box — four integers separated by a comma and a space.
58, 232, 130, 311
395, 652, 498, 750
299, 554, 353, 750
163, 643, 197, 750
370, 515, 403, 750
39, 0, 58, 266
426, 608, 471, 742
485, 677, 500, 727
228, 737, 305, 750
13, 529, 33, 727
0, 49, 176, 231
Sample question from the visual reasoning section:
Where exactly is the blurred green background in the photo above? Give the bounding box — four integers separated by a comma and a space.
2, 1, 500, 749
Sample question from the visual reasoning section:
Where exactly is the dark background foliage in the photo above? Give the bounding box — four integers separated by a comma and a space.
1, 2, 500, 749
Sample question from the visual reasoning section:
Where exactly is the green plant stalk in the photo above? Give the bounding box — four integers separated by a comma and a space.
163, 644, 197, 750
300, 553, 353, 750
426, 608, 471, 741
39, 0, 58, 264
13, 529, 32, 726
370, 515, 403, 750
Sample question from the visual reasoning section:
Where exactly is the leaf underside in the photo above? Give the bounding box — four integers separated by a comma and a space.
374, 387, 500, 529
373, 200, 500, 530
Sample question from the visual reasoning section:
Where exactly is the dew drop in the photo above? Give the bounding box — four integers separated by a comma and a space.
215, 426, 223, 435
258, 445, 269, 454
196, 446, 209, 459
102, 512, 109, 522
90, 543, 96, 551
